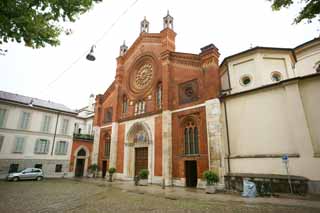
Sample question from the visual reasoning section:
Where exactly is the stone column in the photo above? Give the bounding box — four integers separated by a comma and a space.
162, 110, 172, 186
92, 126, 101, 164
109, 122, 119, 169
205, 99, 225, 185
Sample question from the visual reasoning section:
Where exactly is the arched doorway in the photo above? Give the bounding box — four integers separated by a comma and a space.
125, 122, 153, 179
73, 147, 90, 177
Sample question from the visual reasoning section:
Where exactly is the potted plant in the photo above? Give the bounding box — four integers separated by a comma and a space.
108, 167, 116, 182
138, 169, 149, 186
88, 164, 99, 178
203, 170, 219, 194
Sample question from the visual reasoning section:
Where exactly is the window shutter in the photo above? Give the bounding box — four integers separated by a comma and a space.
34, 139, 39, 153
0, 109, 7, 127
19, 113, 24, 129
55, 142, 59, 154
47, 116, 51, 131
64, 142, 68, 154
0, 135, 4, 151
26, 113, 30, 128
45, 140, 50, 153
16, 137, 24, 153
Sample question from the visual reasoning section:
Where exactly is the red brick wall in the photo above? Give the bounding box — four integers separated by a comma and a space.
94, 30, 220, 124
69, 140, 93, 172
92, 29, 219, 181
171, 107, 209, 179
116, 124, 125, 173
154, 115, 162, 176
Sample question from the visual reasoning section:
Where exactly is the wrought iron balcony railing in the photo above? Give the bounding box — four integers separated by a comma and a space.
73, 133, 94, 141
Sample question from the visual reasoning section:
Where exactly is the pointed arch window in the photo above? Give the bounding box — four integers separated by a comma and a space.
105, 133, 111, 158
156, 82, 162, 109
77, 148, 86, 156
184, 119, 199, 155
122, 95, 128, 113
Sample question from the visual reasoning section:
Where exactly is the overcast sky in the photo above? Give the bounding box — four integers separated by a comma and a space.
0, 0, 318, 109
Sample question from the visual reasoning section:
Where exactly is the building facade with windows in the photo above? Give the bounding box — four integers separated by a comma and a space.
92, 13, 223, 187
0, 91, 77, 178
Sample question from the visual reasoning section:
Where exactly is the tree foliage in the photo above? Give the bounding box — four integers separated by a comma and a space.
0, 0, 102, 48
269, 0, 320, 24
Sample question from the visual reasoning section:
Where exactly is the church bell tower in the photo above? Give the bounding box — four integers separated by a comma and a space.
163, 10, 173, 30
140, 16, 149, 33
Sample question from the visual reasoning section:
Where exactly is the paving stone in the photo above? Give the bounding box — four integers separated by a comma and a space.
0, 179, 319, 213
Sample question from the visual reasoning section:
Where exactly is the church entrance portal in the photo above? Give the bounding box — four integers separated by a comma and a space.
135, 147, 148, 176
125, 122, 152, 178
185, 160, 197, 187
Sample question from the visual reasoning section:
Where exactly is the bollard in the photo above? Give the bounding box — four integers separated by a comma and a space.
162, 178, 165, 189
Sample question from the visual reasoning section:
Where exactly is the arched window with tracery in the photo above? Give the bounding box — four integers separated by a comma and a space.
156, 82, 162, 109
184, 118, 199, 155
134, 100, 145, 115
77, 148, 86, 156
105, 133, 111, 158
122, 95, 128, 113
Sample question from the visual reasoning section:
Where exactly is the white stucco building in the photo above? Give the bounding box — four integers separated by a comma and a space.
0, 92, 96, 179
74, 94, 95, 136
0, 91, 79, 178
219, 37, 320, 193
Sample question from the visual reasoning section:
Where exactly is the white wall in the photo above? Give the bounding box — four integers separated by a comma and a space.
299, 78, 320, 156
295, 41, 320, 76
74, 117, 93, 135
223, 77, 320, 181
0, 103, 75, 161
226, 86, 296, 156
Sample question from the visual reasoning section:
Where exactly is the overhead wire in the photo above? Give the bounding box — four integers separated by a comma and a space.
40, 0, 139, 96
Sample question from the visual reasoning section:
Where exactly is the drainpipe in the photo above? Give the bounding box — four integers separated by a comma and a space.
222, 99, 231, 174
51, 113, 60, 155
221, 65, 232, 174
221, 97, 232, 190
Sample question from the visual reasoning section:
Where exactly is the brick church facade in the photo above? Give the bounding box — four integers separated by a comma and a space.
92, 13, 224, 187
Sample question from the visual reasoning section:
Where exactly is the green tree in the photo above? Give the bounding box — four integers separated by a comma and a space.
0, 0, 102, 48
268, 0, 320, 24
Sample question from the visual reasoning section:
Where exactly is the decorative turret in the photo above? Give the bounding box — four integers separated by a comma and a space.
119, 41, 128, 56
163, 10, 173, 30
140, 16, 149, 33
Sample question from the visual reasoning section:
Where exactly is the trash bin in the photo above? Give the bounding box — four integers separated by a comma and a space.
242, 179, 257, 198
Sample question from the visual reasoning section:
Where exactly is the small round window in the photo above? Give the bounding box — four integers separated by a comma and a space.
240, 75, 252, 86
271, 72, 282, 82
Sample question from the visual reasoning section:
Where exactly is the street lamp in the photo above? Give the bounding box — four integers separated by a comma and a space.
86, 45, 96, 61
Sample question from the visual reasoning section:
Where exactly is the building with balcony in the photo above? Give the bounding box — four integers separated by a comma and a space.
69, 95, 95, 177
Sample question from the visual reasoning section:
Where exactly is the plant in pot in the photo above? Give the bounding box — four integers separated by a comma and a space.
108, 167, 116, 182
203, 170, 219, 194
88, 164, 99, 178
138, 169, 149, 186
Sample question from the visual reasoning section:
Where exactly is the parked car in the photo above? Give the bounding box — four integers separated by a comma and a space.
7, 168, 44, 181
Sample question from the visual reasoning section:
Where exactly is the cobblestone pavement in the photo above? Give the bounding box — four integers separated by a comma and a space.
0, 179, 320, 213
